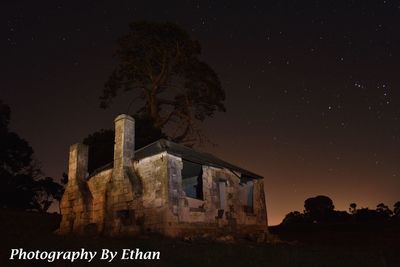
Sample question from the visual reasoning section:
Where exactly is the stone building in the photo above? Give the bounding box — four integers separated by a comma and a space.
59, 114, 268, 239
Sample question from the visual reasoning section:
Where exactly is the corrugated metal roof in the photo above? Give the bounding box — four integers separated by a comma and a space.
134, 139, 263, 179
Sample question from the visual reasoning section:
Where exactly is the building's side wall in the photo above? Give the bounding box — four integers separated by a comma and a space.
59, 168, 113, 235
59, 151, 170, 236
99, 152, 169, 236
131, 152, 169, 234
59, 179, 91, 234
164, 154, 268, 237
58, 144, 91, 234
86, 169, 112, 233
253, 179, 268, 226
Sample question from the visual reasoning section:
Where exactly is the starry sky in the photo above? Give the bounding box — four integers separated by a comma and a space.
2, 1, 400, 225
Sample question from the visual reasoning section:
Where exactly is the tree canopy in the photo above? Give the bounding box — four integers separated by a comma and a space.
100, 21, 226, 145
349, 203, 357, 214
0, 100, 63, 212
304, 195, 335, 222
394, 201, 400, 218
376, 203, 393, 218
281, 195, 400, 225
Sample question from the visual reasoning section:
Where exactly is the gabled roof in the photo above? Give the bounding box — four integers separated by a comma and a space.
134, 139, 263, 179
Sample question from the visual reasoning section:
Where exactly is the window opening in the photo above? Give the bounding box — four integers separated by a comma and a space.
181, 160, 203, 200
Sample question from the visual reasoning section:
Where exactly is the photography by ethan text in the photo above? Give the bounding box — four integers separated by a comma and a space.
9, 248, 160, 262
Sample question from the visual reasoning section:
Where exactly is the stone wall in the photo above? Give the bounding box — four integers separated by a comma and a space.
58, 143, 113, 235
86, 169, 112, 233
59, 150, 268, 237
59, 143, 91, 234
132, 152, 169, 233
163, 154, 268, 237
58, 114, 268, 239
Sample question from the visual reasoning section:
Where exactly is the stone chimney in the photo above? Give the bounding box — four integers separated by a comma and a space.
68, 143, 88, 185
113, 114, 135, 179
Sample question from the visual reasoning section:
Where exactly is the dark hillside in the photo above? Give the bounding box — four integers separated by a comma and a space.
269, 222, 400, 246
1, 209, 399, 267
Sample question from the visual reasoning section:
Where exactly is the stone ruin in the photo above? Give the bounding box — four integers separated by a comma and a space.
58, 114, 268, 240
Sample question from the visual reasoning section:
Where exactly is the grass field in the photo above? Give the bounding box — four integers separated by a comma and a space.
0, 209, 399, 267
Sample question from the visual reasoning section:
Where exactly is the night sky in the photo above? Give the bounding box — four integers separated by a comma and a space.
2, 1, 400, 225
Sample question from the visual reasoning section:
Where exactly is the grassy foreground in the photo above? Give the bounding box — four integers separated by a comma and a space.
0, 209, 399, 267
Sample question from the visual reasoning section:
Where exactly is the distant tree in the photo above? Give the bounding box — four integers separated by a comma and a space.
0, 100, 62, 212
0, 102, 33, 175
83, 114, 166, 173
60, 172, 68, 185
35, 176, 64, 211
394, 201, 400, 219
282, 211, 305, 225
329, 210, 352, 223
349, 203, 357, 215
100, 21, 226, 145
304, 195, 335, 223
354, 208, 382, 222
376, 203, 393, 218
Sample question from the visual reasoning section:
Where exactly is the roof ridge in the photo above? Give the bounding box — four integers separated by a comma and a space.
88, 138, 264, 179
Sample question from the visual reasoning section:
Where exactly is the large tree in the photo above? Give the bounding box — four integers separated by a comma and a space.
0, 100, 63, 212
100, 21, 226, 145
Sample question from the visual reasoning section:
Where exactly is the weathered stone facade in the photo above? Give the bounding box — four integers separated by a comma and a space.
59, 114, 268, 239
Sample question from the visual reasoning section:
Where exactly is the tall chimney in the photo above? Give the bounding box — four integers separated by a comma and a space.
113, 114, 135, 179
68, 143, 88, 185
